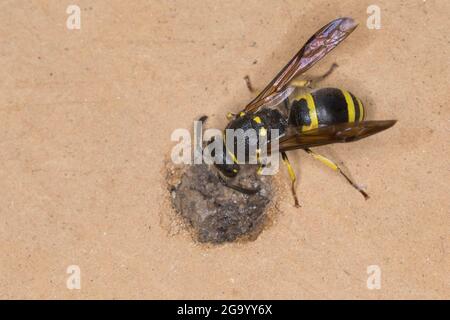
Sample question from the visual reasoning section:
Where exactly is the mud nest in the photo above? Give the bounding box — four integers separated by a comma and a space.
169, 164, 273, 243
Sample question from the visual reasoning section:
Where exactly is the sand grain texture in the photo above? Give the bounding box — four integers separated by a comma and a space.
0, 0, 448, 299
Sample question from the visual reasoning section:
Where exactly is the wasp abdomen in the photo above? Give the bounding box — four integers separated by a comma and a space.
288, 87, 365, 131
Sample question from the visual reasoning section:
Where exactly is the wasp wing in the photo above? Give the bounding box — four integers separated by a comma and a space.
244, 17, 358, 113
270, 120, 397, 152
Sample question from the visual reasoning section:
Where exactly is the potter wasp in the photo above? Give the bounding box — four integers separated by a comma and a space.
206, 17, 396, 206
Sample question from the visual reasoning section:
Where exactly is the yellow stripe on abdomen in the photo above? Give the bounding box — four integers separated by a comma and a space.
356, 97, 364, 121
302, 93, 319, 131
342, 90, 356, 123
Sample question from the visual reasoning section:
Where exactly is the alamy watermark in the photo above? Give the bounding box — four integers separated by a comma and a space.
367, 5, 381, 29
366, 265, 381, 290
66, 5, 81, 30
66, 265, 81, 290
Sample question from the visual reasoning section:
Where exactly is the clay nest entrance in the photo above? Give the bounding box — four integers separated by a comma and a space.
168, 164, 274, 244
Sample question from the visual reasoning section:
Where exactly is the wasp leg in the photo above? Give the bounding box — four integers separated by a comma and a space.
304, 148, 369, 200
198, 115, 208, 124
244, 75, 255, 93
310, 63, 339, 84
281, 151, 301, 208
290, 79, 312, 88
290, 63, 339, 89
226, 112, 236, 120
256, 163, 265, 175
217, 173, 260, 195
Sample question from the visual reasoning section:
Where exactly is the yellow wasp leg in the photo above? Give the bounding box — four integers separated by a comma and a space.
291, 63, 339, 89
304, 148, 369, 200
256, 164, 264, 175
256, 149, 265, 175
290, 79, 312, 88
226, 112, 236, 120
281, 151, 301, 208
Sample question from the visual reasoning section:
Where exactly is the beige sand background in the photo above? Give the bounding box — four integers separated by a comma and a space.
0, 0, 448, 299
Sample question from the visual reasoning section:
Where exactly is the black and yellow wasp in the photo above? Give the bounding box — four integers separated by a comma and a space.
208, 17, 396, 207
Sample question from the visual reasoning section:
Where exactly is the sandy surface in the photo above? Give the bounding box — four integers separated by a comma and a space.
0, 0, 448, 299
